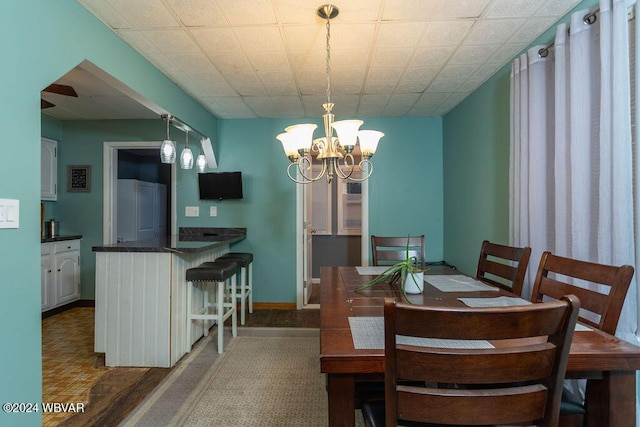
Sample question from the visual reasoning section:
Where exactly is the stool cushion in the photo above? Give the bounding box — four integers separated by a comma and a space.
217, 252, 253, 267
186, 261, 238, 282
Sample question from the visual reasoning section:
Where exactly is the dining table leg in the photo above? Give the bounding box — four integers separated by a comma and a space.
584, 371, 636, 427
327, 374, 355, 427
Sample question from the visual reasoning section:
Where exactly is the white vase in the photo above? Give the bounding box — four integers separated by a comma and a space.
403, 271, 424, 294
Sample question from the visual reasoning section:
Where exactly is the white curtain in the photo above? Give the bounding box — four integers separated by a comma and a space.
510, 0, 637, 342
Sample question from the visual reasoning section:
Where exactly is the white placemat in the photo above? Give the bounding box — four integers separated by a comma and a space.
348, 317, 493, 350
426, 275, 499, 292
459, 296, 532, 307
355, 266, 395, 275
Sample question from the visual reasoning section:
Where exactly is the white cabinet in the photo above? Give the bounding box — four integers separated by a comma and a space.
41, 240, 81, 312
41, 138, 57, 201
117, 179, 167, 242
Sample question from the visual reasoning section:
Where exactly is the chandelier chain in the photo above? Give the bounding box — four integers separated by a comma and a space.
325, 10, 331, 104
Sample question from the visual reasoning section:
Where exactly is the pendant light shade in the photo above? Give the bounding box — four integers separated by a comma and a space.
196, 154, 207, 173
160, 139, 176, 164
180, 130, 194, 169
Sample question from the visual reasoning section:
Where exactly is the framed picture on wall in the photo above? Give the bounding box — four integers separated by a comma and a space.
67, 165, 91, 192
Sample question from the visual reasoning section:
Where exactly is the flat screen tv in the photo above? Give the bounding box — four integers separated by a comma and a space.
198, 172, 243, 200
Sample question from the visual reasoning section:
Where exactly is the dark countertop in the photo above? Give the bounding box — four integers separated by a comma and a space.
92, 227, 246, 254
42, 235, 83, 243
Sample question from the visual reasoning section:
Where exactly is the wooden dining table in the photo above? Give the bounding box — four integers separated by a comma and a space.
319, 266, 640, 427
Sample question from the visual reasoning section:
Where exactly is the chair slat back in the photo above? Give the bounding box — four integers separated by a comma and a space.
530, 251, 634, 334
384, 296, 579, 426
371, 235, 425, 269
476, 240, 531, 296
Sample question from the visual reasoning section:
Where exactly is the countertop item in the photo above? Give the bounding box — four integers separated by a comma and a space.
42, 235, 83, 244
92, 227, 246, 254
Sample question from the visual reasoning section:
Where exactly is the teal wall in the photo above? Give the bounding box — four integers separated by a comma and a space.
368, 117, 444, 262
0, 0, 609, 425
441, 0, 599, 276
1, 0, 217, 424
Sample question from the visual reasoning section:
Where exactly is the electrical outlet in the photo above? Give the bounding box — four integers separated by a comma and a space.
210, 206, 217, 217
185, 206, 199, 217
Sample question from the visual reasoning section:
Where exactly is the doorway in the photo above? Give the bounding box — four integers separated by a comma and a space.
102, 141, 176, 244
296, 170, 369, 309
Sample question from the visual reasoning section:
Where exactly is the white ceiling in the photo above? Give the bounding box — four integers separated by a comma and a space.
44, 0, 581, 121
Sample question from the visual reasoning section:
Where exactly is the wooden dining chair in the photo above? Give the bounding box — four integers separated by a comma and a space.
530, 251, 634, 426
371, 235, 425, 269
475, 240, 531, 296
361, 296, 580, 427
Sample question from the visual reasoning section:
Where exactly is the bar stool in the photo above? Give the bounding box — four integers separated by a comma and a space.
186, 260, 238, 354
216, 252, 253, 325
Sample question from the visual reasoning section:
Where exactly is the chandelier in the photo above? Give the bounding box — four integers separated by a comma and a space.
276, 4, 384, 184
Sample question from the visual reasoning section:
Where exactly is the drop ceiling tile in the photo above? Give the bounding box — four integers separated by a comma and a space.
225, 71, 262, 87
235, 85, 269, 97
358, 94, 389, 116
364, 82, 398, 94
464, 19, 525, 45
472, 62, 506, 81
258, 70, 295, 87
488, 43, 525, 64
421, 21, 475, 47
217, 0, 277, 26
382, 0, 439, 21
411, 46, 456, 68
297, 73, 328, 96
198, 96, 256, 118
448, 44, 501, 65
165, 52, 213, 72
428, 79, 465, 92
330, 24, 376, 50
536, 0, 582, 17
143, 51, 184, 76
383, 93, 420, 116
438, 91, 472, 114
141, 29, 200, 53
431, 0, 492, 19
403, 67, 440, 83
272, 0, 325, 24
234, 27, 285, 52
376, 22, 428, 48
107, 0, 180, 29
367, 68, 404, 83
116, 30, 161, 54
396, 80, 430, 94
370, 48, 413, 68
207, 53, 252, 75
458, 78, 486, 93
244, 96, 304, 118
484, 0, 544, 18
265, 85, 298, 96
439, 63, 478, 80
282, 25, 326, 52
190, 28, 241, 52
412, 91, 450, 110
508, 17, 557, 44
164, 0, 228, 27
246, 51, 291, 71
329, 49, 370, 70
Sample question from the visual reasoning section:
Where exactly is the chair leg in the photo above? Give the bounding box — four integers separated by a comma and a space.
216, 280, 224, 354
239, 267, 246, 325
230, 276, 237, 338
248, 262, 253, 314
186, 280, 193, 352
202, 285, 210, 337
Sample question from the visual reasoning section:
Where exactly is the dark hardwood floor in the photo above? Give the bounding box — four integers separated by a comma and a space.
58, 302, 320, 426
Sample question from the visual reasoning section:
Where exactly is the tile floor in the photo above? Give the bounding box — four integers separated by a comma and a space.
41, 307, 109, 426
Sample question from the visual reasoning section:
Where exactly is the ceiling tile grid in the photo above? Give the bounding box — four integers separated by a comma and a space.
63, 0, 584, 120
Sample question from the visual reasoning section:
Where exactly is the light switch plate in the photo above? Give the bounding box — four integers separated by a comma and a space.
0, 198, 19, 229
185, 206, 199, 217
210, 206, 217, 217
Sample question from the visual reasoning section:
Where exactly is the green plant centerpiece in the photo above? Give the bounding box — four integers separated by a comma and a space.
357, 237, 429, 301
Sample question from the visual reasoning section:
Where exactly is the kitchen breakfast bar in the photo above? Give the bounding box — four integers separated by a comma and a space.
92, 228, 246, 368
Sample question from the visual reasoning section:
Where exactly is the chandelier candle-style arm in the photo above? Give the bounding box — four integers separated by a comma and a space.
276, 3, 384, 185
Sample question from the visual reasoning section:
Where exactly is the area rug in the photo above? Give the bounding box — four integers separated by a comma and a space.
122, 327, 364, 426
